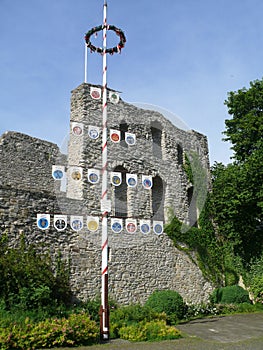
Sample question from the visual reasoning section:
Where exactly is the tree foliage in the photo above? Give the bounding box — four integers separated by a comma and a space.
209, 78, 263, 279
224, 79, 263, 162
210, 161, 263, 263
212, 79, 263, 263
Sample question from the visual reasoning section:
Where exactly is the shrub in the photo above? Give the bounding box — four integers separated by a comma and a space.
185, 303, 219, 319
110, 304, 166, 338
246, 254, 263, 303
210, 285, 251, 304
145, 290, 187, 324
0, 312, 99, 349
81, 296, 118, 324
0, 234, 72, 312
118, 320, 181, 342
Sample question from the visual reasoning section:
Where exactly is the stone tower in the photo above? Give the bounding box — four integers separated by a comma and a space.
0, 82, 213, 305
64, 82, 210, 225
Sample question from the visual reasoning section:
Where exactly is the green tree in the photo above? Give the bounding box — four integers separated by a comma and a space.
210, 162, 262, 266
211, 78, 263, 264
224, 79, 263, 162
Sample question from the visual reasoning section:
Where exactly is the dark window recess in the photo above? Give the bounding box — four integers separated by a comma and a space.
151, 127, 162, 159
187, 186, 197, 227
114, 165, 127, 217
120, 122, 128, 148
177, 144, 183, 165
152, 175, 164, 220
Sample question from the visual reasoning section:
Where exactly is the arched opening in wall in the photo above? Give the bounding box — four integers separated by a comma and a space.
151, 121, 163, 159
152, 175, 164, 220
120, 122, 128, 148
187, 186, 197, 227
113, 165, 127, 217
177, 144, 183, 165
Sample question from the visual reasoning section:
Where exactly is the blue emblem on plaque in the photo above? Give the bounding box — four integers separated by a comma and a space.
140, 223, 150, 234
127, 177, 136, 187
89, 128, 99, 139
143, 178, 152, 189
112, 222, 122, 233
38, 218, 49, 229
89, 173, 99, 183
112, 175, 121, 186
154, 223, 163, 235
126, 135, 135, 145
53, 170, 63, 180
71, 220, 83, 231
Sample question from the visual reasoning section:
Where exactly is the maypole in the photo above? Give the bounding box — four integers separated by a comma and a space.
84, 43, 88, 83
85, 0, 126, 341
100, 0, 109, 341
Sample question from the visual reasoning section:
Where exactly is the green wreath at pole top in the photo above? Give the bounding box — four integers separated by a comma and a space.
85, 25, 126, 55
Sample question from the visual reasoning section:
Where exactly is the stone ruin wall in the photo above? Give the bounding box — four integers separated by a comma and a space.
0, 83, 214, 305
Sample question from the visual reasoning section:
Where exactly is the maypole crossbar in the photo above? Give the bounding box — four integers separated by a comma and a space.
85, 0, 126, 341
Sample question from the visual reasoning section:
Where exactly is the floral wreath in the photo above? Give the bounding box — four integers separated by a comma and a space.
85, 25, 126, 55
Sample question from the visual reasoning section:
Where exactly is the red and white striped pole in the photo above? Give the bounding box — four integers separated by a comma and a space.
84, 0, 126, 340
100, 0, 110, 341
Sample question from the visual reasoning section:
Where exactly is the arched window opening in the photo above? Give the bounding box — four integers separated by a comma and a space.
120, 122, 128, 148
177, 144, 183, 165
113, 165, 127, 217
151, 122, 163, 159
187, 186, 197, 227
152, 175, 164, 220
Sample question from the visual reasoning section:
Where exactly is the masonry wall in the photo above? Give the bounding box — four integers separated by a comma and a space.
67, 83, 210, 223
0, 84, 214, 305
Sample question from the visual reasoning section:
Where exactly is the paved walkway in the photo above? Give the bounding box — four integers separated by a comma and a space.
177, 312, 263, 343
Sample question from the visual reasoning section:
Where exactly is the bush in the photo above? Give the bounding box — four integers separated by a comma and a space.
81, 296, 118, 324
110, 304, 166, 338
0, 234, 72, 312
145, 290, 187, 324
118, 320, 181, 342
246, 254, 263, 303
0, 312, 99, 349
185, 303, 219, 319
210, 285, 251, 304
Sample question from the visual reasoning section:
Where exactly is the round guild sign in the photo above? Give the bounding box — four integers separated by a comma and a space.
38, 218, 49, 229
112, 221, 122, 233
126, 222, 136, 234
53, 169, 64, 180
71, 219, 83, 231
55, 219, 67, 231
154, 223, 163, 235
140, 223, 150, 234
72, 125, 83, 135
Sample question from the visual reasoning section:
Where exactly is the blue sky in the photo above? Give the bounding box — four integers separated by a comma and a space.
1, 0, 263, 164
